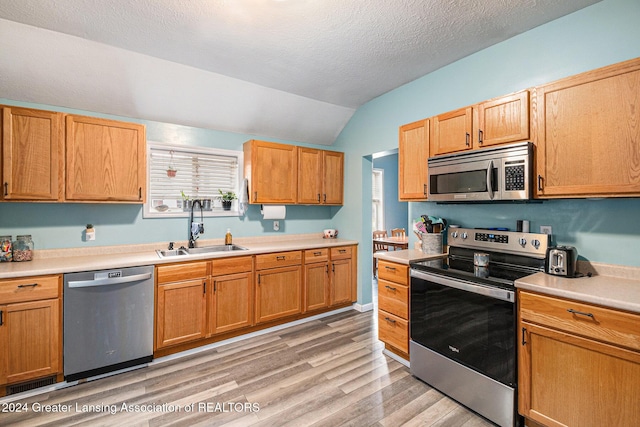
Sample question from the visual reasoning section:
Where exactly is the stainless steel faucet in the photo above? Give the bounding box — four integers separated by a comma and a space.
188, 199, 204, 248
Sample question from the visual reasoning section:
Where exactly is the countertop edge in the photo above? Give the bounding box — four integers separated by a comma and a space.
374, 249, 447, 265
0, 238, 359, 279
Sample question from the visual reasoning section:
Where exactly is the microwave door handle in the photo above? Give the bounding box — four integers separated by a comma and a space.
486, 160, 494, 199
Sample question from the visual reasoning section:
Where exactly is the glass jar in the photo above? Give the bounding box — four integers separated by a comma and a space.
12, 235, 34, 262
0, 235, 12, 262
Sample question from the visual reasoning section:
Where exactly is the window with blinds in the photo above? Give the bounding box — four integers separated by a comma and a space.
144, 142, 243, 218
372, 168, 384, 231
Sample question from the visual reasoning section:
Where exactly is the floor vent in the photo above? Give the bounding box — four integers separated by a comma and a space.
6, 376, 56, 395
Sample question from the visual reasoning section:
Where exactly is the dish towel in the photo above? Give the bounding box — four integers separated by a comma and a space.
238, 178, 249, 217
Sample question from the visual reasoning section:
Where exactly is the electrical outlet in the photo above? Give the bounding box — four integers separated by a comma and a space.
540, 225, 552, 235
273, 220, 280, 231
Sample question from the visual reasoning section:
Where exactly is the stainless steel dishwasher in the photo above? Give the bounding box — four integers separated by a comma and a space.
63, 265, 154, 382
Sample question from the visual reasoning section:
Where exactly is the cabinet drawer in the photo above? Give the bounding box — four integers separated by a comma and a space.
0, 275, 61, 304
330, 246, 352, 260
519, 291, 640, 351
304, 248, 329, 263
378, 279, 409, 319
378, 310, 409, 353
255, 251, 302, 270
157, 261, 209, 284
378, 260, 408, 285
211, 256, 252, 275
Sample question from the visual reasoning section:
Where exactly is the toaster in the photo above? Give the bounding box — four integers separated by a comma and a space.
545, 246, 578, 277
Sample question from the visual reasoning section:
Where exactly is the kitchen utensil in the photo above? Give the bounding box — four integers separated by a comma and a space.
545, 246, 578, 277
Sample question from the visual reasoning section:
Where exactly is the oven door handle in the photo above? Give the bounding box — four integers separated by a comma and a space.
411, 269, 514, 302
486, 160, 494, 200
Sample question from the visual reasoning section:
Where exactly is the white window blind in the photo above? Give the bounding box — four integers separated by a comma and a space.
144, 142, 243, 217
372, 169, 384, 231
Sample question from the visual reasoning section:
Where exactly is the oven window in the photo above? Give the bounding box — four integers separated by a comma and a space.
429, 168, 498, 194
411, 277, 515, 386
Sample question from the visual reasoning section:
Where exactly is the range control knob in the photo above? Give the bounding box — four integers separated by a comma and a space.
461, 232, 468, 240
518, 238, 527, 247
451, 231, 458, 239
532, 239, 541, 249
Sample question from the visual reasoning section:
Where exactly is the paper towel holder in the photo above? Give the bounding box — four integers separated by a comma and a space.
260, 204, 286, 220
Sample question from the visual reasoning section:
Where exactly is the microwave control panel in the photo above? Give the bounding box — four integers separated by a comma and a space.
504, 160, 525, 191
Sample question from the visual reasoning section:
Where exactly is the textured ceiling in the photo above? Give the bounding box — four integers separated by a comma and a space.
0, 0, 601, 145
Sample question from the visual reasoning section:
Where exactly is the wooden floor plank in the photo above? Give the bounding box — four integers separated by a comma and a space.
0, 310, 497, 427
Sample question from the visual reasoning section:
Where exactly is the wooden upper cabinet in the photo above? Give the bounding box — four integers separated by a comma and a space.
399, 119, 429, 200
476, 90, 529, 148
430, 91, 529, 156
244, 140, 297, 204
535, 57, 640, 198
431, 107, 473, 156
65, 115, 146, 202
297, 148, 344, 205
1, 106, 63, 201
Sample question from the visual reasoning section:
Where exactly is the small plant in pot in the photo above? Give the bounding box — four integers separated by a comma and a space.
218, 190, 237, 210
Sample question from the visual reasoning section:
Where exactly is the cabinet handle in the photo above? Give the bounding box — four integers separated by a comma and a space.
203, 280, 206, 294
3, 182, 7, 196
385, 285, 397, 291
567, 308, 594, 319
423, 184, 427, 196
465, 133, 470, 147
313, 251, 322, 256
339, 249, 346, 254
537, 175, 544, 191
0, 310, 3, 326
521, 327, 527, 346
17, 283, 38, 288
276, 256, 286, 261
254, 191, 258, 202
323, 194, 327, 203
384, 317, 396, 324
385, 266, 396, 271
213, 281, 217, 293
478, 129, 483, 145
325, 265, 329, 274
317, 194, 321, 202
332, 263, 335, 273
139, 187, 142, 200
257, 274, 261, 285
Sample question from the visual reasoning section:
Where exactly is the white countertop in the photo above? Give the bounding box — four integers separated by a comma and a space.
0, 235, 358, 279
515, 261, 640, 314
374, 249, 447, 265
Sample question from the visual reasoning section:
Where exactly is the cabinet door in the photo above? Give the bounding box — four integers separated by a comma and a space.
1, 107, 63, 201
399, 119, 429, 200
156, 279, 207, 349
0, 299, 60, 385
431, 107, 473, 156
330, 258, 352, 306
245, 140, 297, 204
535, 58, 640, 198
297, 147, 322, 204
476, 91, 529, 148
519, 321, 640, 426
255, 265, 302, 323
304, 262, 329, 312
322, 150, 344, 205
65, 115, 146, 202
209, 272, 253, 335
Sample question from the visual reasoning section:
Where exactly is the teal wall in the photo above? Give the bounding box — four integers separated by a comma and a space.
0, 102, 339, 249
331, 0, 640, 304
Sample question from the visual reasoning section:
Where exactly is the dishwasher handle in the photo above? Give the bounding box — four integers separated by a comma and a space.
68, 272, 152, 288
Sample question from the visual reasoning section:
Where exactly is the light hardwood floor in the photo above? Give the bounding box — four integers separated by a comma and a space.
1, 310, 495, 426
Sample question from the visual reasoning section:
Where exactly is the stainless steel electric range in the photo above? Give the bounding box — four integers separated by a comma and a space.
409, 227, 550, 427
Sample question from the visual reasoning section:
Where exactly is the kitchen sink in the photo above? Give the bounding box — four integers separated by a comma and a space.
156, 248, 189, 258
186, 244, 248, 254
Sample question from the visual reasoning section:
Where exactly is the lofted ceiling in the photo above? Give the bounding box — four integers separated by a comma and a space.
0, 0, 600, 145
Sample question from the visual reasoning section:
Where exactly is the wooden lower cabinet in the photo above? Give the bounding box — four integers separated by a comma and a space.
304, 248, 330, 312
155, 262, 208, 350
256, 264, 302, 323
209, 256, 253, 335
518, 291, 640, 426
330, 246, 356, 306
0, 275, 62, 395
376, 259, 409, 357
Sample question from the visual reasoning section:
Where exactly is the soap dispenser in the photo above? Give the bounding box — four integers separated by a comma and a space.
225, 228, 232, 245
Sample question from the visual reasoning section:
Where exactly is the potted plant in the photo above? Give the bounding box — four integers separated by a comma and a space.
180, 191, 192, 211
218, 189, 237, 210
166, 150, 177, 177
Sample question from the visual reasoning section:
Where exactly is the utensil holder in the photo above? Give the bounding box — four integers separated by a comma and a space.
421, 233, 443, 254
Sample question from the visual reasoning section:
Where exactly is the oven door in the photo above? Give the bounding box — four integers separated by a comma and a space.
410, 269, 516, 386
427, 157, 499, 201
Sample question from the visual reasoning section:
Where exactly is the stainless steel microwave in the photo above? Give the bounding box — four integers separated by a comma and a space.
427, 142, 533, 202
